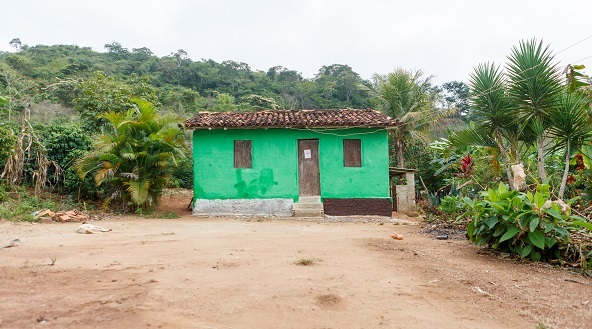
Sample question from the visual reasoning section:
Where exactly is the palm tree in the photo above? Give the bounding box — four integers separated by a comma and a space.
506, 39, 563, 183
366, 68, 448, 167
76, 98, 187, 210
546, 93, 592, 199
458, 62, 523, 189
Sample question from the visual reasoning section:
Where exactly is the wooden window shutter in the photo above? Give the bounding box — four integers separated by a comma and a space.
234, 140, 252, 168
343, 139, 361, 167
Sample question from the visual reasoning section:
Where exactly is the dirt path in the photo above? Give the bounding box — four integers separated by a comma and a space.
1, 207, 591, 328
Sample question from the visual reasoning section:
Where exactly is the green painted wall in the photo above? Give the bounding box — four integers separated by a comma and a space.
192, 128, 390, 201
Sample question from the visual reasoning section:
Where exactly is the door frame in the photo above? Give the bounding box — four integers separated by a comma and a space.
297, 139, 321, 196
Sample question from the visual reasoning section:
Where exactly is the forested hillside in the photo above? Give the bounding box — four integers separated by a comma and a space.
0, 42, 376, 118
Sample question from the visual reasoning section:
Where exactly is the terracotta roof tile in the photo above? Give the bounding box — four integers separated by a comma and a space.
185, 109, 398, 129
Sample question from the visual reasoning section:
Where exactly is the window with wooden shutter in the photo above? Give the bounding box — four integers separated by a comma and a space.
343, 139, 361, 167
234, 140, 252, 168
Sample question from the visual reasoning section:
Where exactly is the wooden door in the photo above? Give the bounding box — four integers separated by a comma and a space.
298, 139, 320, 196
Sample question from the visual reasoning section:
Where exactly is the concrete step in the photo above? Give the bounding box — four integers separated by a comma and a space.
293, 209, 324, 218
293, 203, 324, 211
298, 196, 321, 204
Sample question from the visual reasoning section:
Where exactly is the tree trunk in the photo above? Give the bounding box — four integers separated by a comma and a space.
537, 136, 547, 183
396, 138, 405, 168
495, 130, 515, 190
558, 142, 570, 200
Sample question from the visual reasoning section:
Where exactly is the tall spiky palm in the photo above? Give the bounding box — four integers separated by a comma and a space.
455, 62, 517, 188
507, 39, 563, 183
546, 93, 592, 199
367, 68, 447, 167
76, 98, 187, 210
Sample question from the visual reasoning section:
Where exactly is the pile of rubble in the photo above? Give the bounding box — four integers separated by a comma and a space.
34, 209, 90, 223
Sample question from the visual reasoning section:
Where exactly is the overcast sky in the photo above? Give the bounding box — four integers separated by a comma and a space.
2, 0, 591, 85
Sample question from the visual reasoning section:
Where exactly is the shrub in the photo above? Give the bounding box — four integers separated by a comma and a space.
0, 125, 17, 168
38, 124, 96, 196
75, 99, 186, 211
463, 183, 572, 261
438, 194, 468, 221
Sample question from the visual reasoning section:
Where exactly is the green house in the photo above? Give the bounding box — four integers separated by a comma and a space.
184, 109, 398, 217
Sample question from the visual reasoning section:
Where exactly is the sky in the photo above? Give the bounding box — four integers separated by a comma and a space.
1, 0, 592, 85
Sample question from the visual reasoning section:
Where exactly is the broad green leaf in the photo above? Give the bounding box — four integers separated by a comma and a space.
476, 237, 489, 246
467, 220, 476, 238
493, 225, 505, 237
570, 215, 587, 221
571, 220, 592, 231
545, 237, 557, 248
500, 227, 520, 243
530, 251, 541, 262
536, 184, 550, 194
554, 227, 569, 237
543, 208, 562, 220
519, 244, 532, 258
533, 192, 546, 209
582, 144, 592, 169
542, 222, 554, 233
463, 197, 474, 208
491, 201, 506, 211
519, 215, 530, 231
528, 230, 545, 249
484, 217, 498, 229
487, 188, 498, 201
529, 217, 540, 232
497, 182, 508, 194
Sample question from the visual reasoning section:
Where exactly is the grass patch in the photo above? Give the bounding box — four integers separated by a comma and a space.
0, 185, 79, 222
137, 210, 180, 219
296, 258, 315, 266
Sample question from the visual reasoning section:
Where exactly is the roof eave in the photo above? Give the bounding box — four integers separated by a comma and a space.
184, 124, 397, 130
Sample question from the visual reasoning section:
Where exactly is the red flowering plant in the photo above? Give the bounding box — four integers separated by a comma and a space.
454, 155, 474, 178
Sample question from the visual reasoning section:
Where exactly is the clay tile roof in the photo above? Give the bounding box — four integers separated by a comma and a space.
184, 109, 398, 129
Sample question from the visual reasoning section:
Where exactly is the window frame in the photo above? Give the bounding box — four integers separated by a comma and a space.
343, 139, 362, 167
234, 140, 252, 168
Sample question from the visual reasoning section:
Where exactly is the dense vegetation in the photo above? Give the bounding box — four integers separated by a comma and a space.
1, 39, 592, 272
0, 41, 465, 207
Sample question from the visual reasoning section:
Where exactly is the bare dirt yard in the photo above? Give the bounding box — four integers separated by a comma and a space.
1, 193, 591, 328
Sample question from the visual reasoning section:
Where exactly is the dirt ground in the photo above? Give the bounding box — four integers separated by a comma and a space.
1, 193, 592, 328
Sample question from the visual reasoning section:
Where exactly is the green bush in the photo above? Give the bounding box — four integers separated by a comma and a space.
0, 124, 16, 168
75, 99, 186, 211
463, 183, 572, 261
438, 194, 468, 221
38, 123, 102, 199
170, 154, 193, 189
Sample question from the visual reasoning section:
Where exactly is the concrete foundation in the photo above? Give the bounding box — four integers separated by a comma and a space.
193, 198, 294, 217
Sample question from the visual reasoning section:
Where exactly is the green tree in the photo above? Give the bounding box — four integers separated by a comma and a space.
73, 71, 159, 131
75, 99, 187, 211
104, 41, 130, 60
9, 38, 22, 51
211, 92, 237, 112
366, 68, 447, 167
547, 93, 592, 199
314, 64, 369, 108
460, 62, 518, 188
439, 81, 470, 117
507, 39, 563, 182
